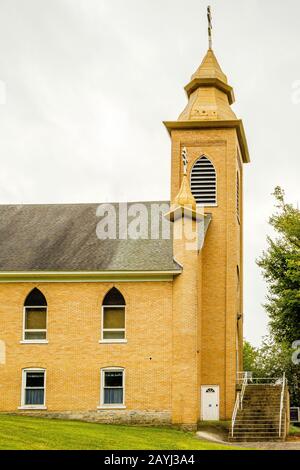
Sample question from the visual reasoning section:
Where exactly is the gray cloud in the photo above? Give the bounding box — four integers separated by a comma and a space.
0, 0, 299, 345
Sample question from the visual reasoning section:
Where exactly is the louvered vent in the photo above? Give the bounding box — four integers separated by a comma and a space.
190, 156, 217, 205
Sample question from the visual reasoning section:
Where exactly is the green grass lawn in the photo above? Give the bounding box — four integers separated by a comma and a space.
0, 415, 240, 450
289, 425, 300, 436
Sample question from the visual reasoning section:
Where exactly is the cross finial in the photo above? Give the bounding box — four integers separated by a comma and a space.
182, 147, 188, 176
207, 5, 212, 50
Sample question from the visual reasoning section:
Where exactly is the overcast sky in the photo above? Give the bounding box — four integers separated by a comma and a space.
0, 0, 299, 346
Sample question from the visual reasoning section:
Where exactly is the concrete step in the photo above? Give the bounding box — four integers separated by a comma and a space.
229, 437, 284, 442
234, 424, 279, 429
236, 418, 280, 422
231, 382, 287, 442
242, 399, 282, 404
238, 409, 280, 418
233, 432, 279, 440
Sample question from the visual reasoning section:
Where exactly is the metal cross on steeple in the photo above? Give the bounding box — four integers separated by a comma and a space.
207, 5, 213, 50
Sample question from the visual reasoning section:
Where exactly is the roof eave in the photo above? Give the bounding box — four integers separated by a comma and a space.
184, 77, 235, 105
0, 270, 182, 283
163, 119, 250, 163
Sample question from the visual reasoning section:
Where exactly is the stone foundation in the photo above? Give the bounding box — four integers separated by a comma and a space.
8, 409, 172, 426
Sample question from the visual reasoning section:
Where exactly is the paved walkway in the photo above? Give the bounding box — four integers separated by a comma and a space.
196, 431, 300, 450
236, 440, 300, 450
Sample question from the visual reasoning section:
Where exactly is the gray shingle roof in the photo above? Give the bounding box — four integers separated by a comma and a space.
0, 202, 182, 272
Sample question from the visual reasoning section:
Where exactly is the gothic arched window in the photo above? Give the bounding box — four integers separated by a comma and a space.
23, 288, 47, 342
190, 155, 217, 206
101, 288, 126, 342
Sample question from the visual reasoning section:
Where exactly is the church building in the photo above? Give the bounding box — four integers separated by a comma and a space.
0, 25, 250, 429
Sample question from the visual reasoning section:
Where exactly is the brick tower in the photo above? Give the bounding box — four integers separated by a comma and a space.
166, 45, 250, 426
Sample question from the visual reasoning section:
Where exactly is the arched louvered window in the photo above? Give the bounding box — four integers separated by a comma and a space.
23, 288, 47, 342
101, 288, 126, 342
190, 156, 217, 206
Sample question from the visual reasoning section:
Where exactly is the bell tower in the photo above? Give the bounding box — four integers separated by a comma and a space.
165, 8, 250, 421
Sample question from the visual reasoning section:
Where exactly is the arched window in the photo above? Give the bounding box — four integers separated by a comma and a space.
23, 288, 47, 342
190, 155, 217, 206
101, 288, 126, 342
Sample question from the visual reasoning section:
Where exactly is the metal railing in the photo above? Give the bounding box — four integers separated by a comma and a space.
246, 377, 284, 385
240, 373, 248, 409
231, 391, 240, 437
231, 373, 248, 436
231, 372, 287, 439
279, 372, 286, 438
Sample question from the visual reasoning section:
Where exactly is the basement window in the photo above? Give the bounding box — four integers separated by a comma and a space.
100, 368, 125, 407
21, 369, 46, 408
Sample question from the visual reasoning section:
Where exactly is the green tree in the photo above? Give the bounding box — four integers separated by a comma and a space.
243, 340, 259, 375
257, 187, 300, 343
243, 337, 300, 405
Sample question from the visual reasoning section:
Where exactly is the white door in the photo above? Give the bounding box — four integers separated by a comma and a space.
201, 385, 219, 421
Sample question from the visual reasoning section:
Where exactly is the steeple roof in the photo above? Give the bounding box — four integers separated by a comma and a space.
184, 48, 235, 105
191, 49, 228, 84
173, 46, 237, 123
163, 11, 251, 164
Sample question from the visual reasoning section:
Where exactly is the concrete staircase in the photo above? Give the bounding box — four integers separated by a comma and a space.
229, 384, 287, 442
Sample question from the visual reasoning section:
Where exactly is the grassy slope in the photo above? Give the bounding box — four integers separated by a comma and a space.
0, 415, 240, 450
289, 425, 300, 436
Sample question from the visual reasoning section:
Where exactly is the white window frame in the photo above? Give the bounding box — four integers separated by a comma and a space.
21, 305, 48, 344
191, 154, 218, 208
98, 367, 125, 409
19, 368, 47, 410
99, 305, 127, 344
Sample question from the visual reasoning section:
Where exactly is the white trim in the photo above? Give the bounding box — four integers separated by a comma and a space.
97, 405, 126, 410
20, 340, 49, 344
0, 270, 181, 283
99, 340, 127, 344
22, 305, 47, 342
101, 305, 126, 343
21, 368, 46, 408
100, 367, 125, 408
18, 406, 47, 410
196, 203, 218, 208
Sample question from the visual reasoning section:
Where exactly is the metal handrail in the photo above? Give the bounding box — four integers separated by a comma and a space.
279, 372, 286, 438
240, 374, 248, 409
231, 374, 248, 437
247, 377, 282, 382
231, 392, 240, 437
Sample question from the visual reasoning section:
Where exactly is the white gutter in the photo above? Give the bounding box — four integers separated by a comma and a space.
0, 270, 182, 283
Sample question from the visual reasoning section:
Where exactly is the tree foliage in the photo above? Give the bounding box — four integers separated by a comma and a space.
257, 187, 300, 343
243, 337, 300, 405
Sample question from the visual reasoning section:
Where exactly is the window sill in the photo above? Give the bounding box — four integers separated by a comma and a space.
97, 405, 126, 410
18, 406, 47, 410
19, 340, 48, 344
99, 340, 127, 344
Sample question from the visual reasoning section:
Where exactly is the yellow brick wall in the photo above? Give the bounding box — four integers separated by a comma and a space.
170, 128, 243, 420
171, 216, 199, 427
0, 131, 245, 426
0, 282, 173, 413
